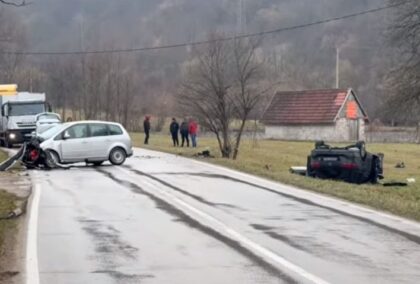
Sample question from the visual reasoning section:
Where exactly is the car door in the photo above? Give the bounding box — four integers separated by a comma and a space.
60, 124, 90, 162
87, 123, 111, 159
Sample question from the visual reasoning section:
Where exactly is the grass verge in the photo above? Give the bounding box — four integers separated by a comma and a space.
0, 191, 18, 250
0, 151, 6, 164
131, 132, 420, 221
0, 150, 19, 258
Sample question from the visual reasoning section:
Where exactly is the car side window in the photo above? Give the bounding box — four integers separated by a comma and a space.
89, 124, 109, 137
65, 125, 89, 139
108, 125, 123, 136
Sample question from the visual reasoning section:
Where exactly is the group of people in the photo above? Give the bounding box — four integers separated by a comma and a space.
143, 116, 198, 148
170, 118, 198, 147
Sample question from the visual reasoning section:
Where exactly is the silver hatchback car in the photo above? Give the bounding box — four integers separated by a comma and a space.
38, 121, 133, 166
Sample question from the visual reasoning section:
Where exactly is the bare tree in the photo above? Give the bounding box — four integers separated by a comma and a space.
179, 35, 270, 159
0, 0, 29, 6
231, 38, 273, 160
0, 8, 26, 83
385, 0, 420, 133
179, 35, 234, 158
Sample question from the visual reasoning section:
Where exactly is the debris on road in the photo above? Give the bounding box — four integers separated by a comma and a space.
0, 208, 23, 220
407, 178, 416, 183
289, 166, 306, 176
395, 162, 406, 168
383, 181, 408, 187
194, 149, 214, 158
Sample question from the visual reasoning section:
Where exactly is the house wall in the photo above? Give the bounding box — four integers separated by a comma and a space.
265, 118, 366, 142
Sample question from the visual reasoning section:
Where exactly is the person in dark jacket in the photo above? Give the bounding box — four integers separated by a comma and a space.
180, 119, 189, 147
169, 118, 179, 147
143, 116, 151, 144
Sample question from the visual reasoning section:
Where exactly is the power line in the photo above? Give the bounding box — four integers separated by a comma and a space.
0, 1, 407, 56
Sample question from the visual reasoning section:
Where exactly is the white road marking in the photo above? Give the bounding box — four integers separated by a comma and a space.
26, 183, 41, 284
116, 166, 330, 284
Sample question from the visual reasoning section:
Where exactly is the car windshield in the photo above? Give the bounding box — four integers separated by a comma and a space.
38, 124, 66, 140
37, 113, 60, 121
8, 103, 45, 116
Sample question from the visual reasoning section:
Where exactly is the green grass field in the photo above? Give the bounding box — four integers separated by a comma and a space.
131, 132, 420, 221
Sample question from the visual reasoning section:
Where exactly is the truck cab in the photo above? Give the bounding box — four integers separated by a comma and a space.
0, 91, 49, 148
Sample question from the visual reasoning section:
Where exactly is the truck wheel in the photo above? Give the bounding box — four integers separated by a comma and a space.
4, 138, 12, 148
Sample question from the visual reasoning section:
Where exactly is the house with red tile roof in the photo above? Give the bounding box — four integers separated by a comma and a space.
262, 88, 369, 142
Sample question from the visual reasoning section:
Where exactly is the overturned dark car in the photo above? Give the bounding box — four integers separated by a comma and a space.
306, 141, 384, 184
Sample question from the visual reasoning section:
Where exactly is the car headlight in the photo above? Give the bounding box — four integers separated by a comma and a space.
9, 133, 16, 140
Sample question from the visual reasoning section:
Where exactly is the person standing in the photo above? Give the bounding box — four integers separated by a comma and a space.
170, 118, 180, 147
189, 119, 198, 148
143, 116, 151, 145
180, 119, 189, 147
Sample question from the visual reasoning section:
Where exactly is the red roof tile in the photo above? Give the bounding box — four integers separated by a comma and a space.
262, 89, 350, 125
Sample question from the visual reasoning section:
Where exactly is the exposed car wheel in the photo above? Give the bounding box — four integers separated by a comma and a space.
0, 139, 4, 147
356, 141, 367, 160
315, 140, 325, 149
92, 161, 104, 167
109, 148, 126, 165
45, 150, 60, 169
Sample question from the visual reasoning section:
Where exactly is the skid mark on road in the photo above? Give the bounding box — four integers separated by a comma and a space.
145, 171, 420, 245
124, 166, 246, 211
78, 218, 138, 260
91, 270, 154, 282
96, 168, 297, 283
78, 217, 148, 282
250, 223, 377, 270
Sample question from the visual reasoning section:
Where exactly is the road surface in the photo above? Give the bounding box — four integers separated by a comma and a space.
30, 148, 420, 284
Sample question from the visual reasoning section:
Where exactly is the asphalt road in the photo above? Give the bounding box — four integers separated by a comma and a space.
31, 148, 420, 284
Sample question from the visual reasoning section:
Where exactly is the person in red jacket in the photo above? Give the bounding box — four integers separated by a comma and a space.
188, 119, 198, 147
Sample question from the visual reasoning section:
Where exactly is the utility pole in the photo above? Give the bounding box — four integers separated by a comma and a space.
79, 12, 86, 120
336, 47, 340, 89
237, 0, 246, 34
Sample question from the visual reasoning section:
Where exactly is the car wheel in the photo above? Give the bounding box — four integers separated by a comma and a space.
109, 148, 126, 165
356, 141, 367, 160
45, 150, 60, 169
315, 140, 325, 149
0, 139, 4, 147
93, 161, 104, 167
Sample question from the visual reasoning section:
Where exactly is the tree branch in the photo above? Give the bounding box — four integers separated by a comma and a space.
0, 0, 31, 7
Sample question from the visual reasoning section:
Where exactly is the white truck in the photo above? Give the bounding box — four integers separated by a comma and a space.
0, 90, 50, 148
